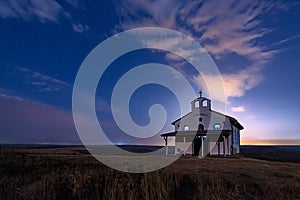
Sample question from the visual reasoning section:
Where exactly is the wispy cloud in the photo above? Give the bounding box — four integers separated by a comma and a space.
0, 88, 29, 102
231, 106, 246, 113
277, 34, 300, 45
64, 0, 80, 9
116, 0, 290, 101
116, 0, 286, 62
0, 93, 23, 101
193, 66, 263, 102
31, 81, 46, 86
187, 1, 284, 64
72, 23, 90, 33
30, 71, 70, 87
0, 0, 88, 33
17, 67, 70, 92
246, 116, 255, 120
0, 0, 63, 23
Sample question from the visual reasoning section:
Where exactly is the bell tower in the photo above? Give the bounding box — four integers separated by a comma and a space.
191, 90, 211, 112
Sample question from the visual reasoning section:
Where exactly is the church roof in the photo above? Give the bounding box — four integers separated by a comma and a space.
171, 112, 191, 125
211, 110, 244, 130
171, 109, 244, 130
161, 130, 233, 137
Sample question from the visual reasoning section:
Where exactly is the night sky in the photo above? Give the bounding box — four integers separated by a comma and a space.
0, 0, 300, 145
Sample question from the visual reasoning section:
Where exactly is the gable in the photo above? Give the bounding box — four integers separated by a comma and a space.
171, 109, 244, 131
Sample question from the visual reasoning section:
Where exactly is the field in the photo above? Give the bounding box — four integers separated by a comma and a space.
0, 145, 299, 200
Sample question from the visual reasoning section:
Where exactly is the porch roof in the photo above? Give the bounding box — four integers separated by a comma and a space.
160, 130, 232, 137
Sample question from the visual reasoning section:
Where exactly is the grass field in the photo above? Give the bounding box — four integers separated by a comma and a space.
0, 146, 299, 199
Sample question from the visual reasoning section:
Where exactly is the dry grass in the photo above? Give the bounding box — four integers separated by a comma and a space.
0, 147, 299, 200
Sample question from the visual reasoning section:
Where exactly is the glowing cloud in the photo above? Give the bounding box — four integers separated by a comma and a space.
116, 0, 289, 101
231, 106, 246, 113
194, 67, 263, 102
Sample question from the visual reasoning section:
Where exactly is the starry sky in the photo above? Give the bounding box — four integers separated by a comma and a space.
0, 0, 299, 145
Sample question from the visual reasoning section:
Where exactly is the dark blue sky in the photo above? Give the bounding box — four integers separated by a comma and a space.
0, 0, 300, 145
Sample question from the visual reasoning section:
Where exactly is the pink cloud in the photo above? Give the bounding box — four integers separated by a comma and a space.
116, 0, 289, 100
193, 67, 263, 102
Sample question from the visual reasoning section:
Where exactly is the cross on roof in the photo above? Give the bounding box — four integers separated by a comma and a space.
199, 89, 203, 98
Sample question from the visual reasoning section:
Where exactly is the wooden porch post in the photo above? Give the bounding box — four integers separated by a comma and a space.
217, 141, 220, 156
164, 136, 168, 156
201, 136, 204, 157
183, 136, 186, 156
223, 136, 226, 156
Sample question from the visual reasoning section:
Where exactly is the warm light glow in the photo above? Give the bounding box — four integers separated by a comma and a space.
241, 139, 300, 146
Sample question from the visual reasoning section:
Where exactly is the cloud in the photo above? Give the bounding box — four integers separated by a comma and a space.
246, 116, 255, 120
64, 0, 80, 8
116, 0, 289, 100
116, 0, 286, 63
0, 0, 63, 23
277, 34, 300, 45
188, 1, 280, 63
39, 87, 60, 92
221, 69, 263, 98
31, 81, 46, 86
116, 0, 181, 30
0, 88, 25, 101
17, 67, 70, 92
231, 106, 246, 113
72, 23, 90, 33
0, 93, 23, 101
193, 67, 263, 102
0, 0, 89, 33
30, 71, 70, 87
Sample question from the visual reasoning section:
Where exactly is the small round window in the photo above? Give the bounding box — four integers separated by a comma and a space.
213, 123, 221, 130
183, 125, 189, 131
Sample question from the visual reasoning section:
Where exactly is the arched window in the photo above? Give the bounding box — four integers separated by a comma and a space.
183, 125, 189, 131
202, 100, 208, 107
194, 101, 200, 107
213, 123, 221, 130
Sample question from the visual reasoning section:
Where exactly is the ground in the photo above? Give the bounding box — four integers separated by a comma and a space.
0, 146, 299, 200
